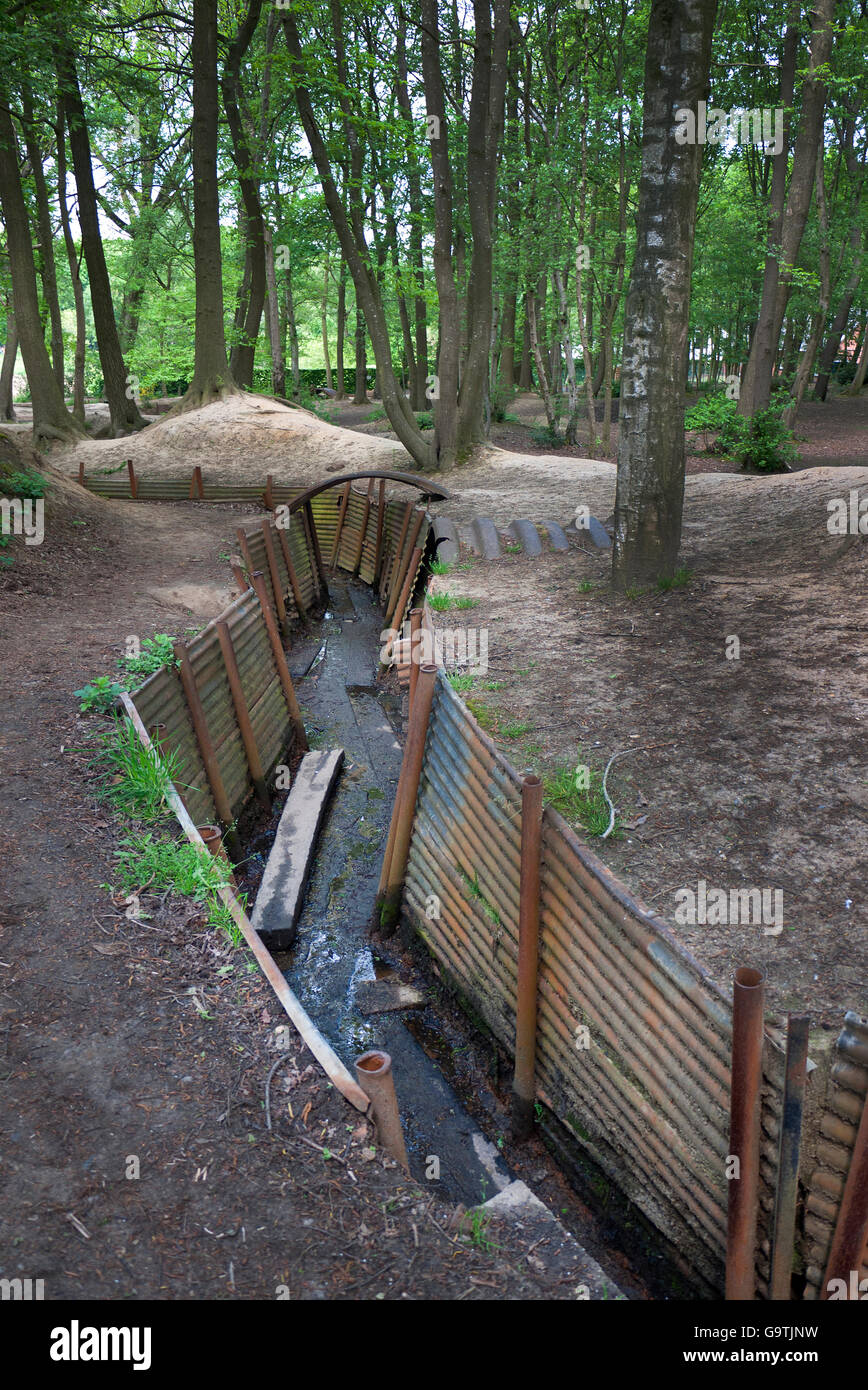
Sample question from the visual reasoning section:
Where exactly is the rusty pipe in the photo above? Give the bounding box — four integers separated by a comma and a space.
726, 966, 765, 1300
770, 1013, 810, 1300
355, 1050, 409, 1171
409, 607, 422, 711
512, 774, 543, 1140
197, 824, 238, 889
377, 664, 437, 933
821, 1070, 868, 1299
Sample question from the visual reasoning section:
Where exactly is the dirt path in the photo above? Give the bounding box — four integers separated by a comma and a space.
0, 490, 601, 1301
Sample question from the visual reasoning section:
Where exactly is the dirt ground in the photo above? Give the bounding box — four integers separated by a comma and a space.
428, 461, 868, 1028
0, 470, 608, 1301
1, 388, 865, 1300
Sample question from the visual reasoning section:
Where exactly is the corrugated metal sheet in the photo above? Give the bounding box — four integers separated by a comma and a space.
803, 1011, 868, 1298
400, 670, 791, 1294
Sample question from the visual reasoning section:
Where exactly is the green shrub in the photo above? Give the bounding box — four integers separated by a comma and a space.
414, 409, 434, 430
530, 423, 563, 448
75, 676, 126, 713
715, 407, 797, 472
119, 634, 178, 683
684, 394, 738, 432
0, 468, 47, 499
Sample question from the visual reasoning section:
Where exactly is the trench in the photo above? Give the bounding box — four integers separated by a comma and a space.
236, 573, 515, 1209
229, 567, 685, 1299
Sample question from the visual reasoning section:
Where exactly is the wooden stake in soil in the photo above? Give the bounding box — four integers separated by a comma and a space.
261, 518, 289, 635
275, 520, 307, 620
304, 501, 327, 598
330, 481, 352, 568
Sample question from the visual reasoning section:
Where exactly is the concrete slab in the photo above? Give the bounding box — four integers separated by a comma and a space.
355, 979, 426, 1013
480, 1180, 626, 1299
431, 516, 460, 565
470, 516, 501, 559
508, 519, 543, 555
541, 521, 570, 552
251, 749, 345, 949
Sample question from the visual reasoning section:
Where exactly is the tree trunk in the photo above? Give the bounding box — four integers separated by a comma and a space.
396, 11, 428, 411
21, 88, 64, 393
612, 0, 719, 590
527, 290, 558, 435
281, 11, 431, 467
739, 0, 836, 416
285, 267, 300, 396
814, 225, 866, 399
785, 138, 830, 429
55, 43, 144, 433
0, 94, 80, 442
221, 0, 266, 390
182, 0, 238, 408
518, 301, 532, 387
335, 263, 346, 397
56, 111, 86, 422
0, 297, 17, 420
353, 307, 367, 404
499, 291, 516, 390
263, 227, 285, 397
847, 330, 868, 395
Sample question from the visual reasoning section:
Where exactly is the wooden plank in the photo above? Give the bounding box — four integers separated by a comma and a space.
251, 750, 344, 950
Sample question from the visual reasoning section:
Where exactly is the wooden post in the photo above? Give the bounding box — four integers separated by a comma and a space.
265, 474, 275, 511
377, 664, 437, 933
189, 465, 204, 500
216, 620, 271, 810
173, 640, 240, 855
512, 775, 543, 1140
127, 458, 138, 499
78, 457, 85, 487
251, 572, 308, 751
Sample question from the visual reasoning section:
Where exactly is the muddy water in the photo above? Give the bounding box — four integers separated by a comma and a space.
282, 577, 512, 1206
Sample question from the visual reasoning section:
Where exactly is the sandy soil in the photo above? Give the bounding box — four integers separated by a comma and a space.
426, 462, 868, 1028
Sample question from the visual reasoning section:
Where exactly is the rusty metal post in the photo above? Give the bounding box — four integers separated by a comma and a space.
330, 481, 352, 568
189, 465, 204, 500
250, 571, 308, 751
373, 478, 386, 584
275, 521, 307, 620
355, 1050, 409, 1171
173, 640, 240, 857
303, 501, 327, 599
377, 664, 437, 934
216, 620, 271, 810
726, 966, 765, 1300
384, 513, 425, 628
148, 722, 168, 756
512, 775, 543, 1140
409, 608, 422, 711
381, 500, 412, 602
235, 526, 257, 584
351, 478, 374, 576
230, 555, 248, 592
386, 543, 423, 640
78, 457, 85, 486
821, 1079, 868, 1299
264, 474, 275, 511
770, 1013, 810, 1300
127, 458, 137, 499
260, 518, 289, 635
